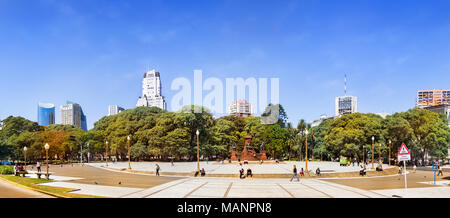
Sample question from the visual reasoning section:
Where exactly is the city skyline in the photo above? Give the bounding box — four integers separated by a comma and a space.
1, 0, 450, 129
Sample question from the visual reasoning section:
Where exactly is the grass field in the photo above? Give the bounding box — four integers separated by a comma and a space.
0, 175, 105, 198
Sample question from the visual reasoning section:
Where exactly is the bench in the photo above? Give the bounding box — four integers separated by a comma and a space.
15, 171, 27, 177
35, 172, 52, 179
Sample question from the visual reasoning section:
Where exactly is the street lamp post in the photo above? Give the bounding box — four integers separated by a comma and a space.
389, 140, 392, 167
127, 135, 131, 170
305, 129, 309, 172
44, 143, 50, 180
80, 143, 83, 164
196, 130, 200, 172
297, 132, 301, 161
371, 136, 375, 169
87, 142, 90, 163
363, 146, 365, 164
379, 143, 382, 163
23, 146, 27, 170
105, 140, 109, 167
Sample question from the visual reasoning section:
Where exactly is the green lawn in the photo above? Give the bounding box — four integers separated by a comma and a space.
0, 175, 106, 198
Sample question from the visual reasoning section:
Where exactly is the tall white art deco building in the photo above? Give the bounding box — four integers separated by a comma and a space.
136, 69, 167, 110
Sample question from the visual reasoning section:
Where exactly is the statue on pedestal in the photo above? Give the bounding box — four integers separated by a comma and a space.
260, 141, 266, 152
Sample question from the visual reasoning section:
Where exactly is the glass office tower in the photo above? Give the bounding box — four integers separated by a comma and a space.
61, 101, 87, 131
38, 103, 55, 126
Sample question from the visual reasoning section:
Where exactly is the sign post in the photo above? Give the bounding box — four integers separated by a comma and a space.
398, 142, 411, 191
432, 163, 438, 185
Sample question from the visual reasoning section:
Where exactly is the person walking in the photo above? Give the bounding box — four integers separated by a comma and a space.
36, 161, 41, 172
155, 164, 160, 176
14, 164, 18, 176
290, 165, 300, 182
413, 164, 417, 173
438, 164, 444, 176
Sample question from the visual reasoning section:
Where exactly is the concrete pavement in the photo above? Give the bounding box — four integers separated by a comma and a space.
0, 178, 52, 198
34, 176, 450, 198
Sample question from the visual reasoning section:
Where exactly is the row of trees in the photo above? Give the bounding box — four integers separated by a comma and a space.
0, 105, 449, 163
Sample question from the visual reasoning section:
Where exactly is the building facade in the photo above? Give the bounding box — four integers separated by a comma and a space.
136, 69, 167, 110
311, 114, 330, 127
61, 101, 87, 131
424, 104, 450, 126
335, 96, 357, 117
228, 100, 253, 117
37, 103, 55, 126
108, 105, 125, 116
416, 90, 450, 108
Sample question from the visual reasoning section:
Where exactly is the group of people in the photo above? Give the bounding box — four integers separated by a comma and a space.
239, 163, 252, 179
13, 164, 24, 176
290, 165, 320, 181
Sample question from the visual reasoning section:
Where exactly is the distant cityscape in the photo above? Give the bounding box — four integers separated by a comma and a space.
1, 70, 448, 132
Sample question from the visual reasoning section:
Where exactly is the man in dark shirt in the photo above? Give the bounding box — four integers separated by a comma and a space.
290, 165, 300, 182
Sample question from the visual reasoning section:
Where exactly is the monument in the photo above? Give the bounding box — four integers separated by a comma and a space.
231, 124, 267, 161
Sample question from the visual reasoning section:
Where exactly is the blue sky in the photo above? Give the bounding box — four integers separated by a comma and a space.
1, 0, 450, 129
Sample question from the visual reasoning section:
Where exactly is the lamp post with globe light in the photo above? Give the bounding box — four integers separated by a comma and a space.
127, 135, 131, 170
389, 140, 392, 167
196, 130, 200, 172
379, 143, 382, 163
372, 136, 375, 169
44, 143, 50, 180
304, 129, 309, 172
23, 146, 27, 170
105, 140, 109, 167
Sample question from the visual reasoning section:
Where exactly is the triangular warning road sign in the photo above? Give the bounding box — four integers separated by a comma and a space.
398, 143, 410, 155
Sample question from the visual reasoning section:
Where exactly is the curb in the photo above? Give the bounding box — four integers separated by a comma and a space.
0, 175, 66, 198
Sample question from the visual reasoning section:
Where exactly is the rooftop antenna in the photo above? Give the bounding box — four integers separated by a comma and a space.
344, 74, 347, 96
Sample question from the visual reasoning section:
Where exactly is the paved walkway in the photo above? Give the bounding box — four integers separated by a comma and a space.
89, 161, 390, 175
35, 176, 450, 198
0, 178, 52, 198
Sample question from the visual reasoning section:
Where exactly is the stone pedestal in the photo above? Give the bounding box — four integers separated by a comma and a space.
230, 135, 267, 162
260, 151, 267, 160
231, 150, 237, 161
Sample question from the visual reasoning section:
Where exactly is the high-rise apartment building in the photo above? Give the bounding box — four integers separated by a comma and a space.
136, 69, 167, 110
108, 105, 125, 116
228, 100, 253, 117
61, 101, 87, 131
335, 96, 357, 117
416, 90, 450, 108
37, 103, 55, 126
335, 75, 357, 117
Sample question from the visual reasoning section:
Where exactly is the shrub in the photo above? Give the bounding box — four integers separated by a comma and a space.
0, 165, 14, 175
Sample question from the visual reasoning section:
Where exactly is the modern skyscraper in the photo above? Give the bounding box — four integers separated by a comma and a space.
61, 101, 87, 131
335, 74, 357, 117
37, 103, 55, 126
108, 105, 125, 116
228, 100, 253, 117
416, 90, 450, 108
136, 69, 167, 110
